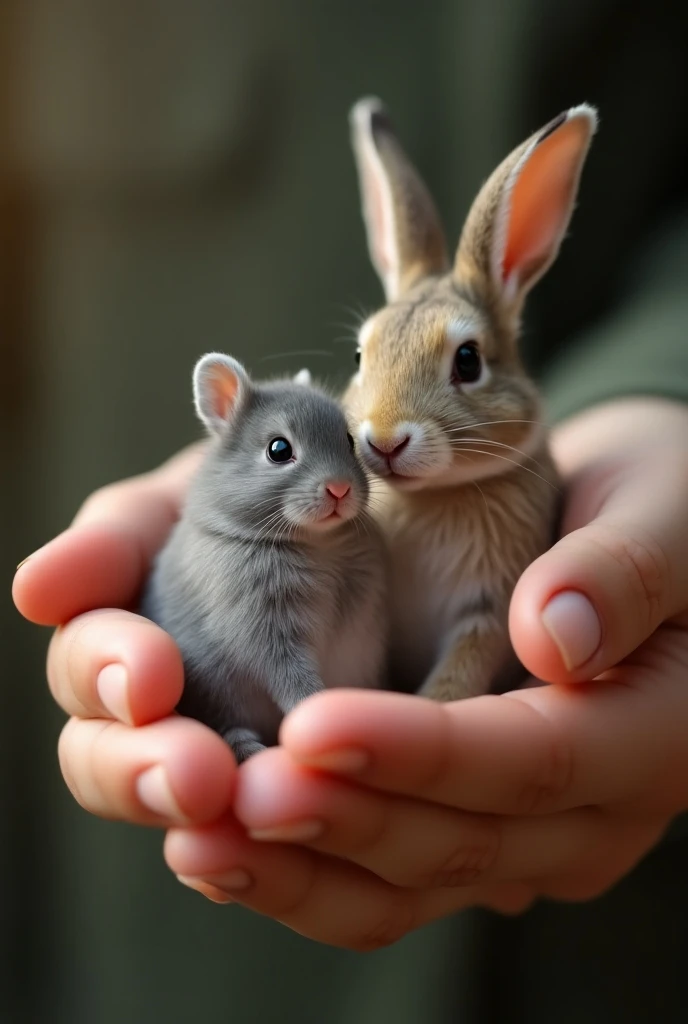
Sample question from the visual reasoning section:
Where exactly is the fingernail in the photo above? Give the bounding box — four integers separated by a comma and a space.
16, 555, 34, 571
176, 876, 235, 904
210, 869, 253, 892
541, 590, 602, 671
297, 748, 370, 773
96, 664, 132, 723
249, 819, 325, 843
136, 765, 186, 821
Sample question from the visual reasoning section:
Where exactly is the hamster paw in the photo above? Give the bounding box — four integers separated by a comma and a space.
223, 727, 267, 764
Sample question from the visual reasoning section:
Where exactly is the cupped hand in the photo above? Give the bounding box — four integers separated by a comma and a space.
163, 399, 688, 934
12, 443, 529, 946
13, 399, 688, 950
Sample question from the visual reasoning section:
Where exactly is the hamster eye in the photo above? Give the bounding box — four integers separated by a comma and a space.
346, 432, 355, 452
453, 342, 482, 385
267, 437, 293, 463
354, 349, 361, 366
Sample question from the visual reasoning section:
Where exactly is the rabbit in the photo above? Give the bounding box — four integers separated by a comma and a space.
342, 98, 597, 701
141, 354, 388, 762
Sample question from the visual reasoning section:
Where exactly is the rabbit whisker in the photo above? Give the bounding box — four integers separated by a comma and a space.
448, 447, 560, 491
449, 437, 550, 471
446, 418, 540, 432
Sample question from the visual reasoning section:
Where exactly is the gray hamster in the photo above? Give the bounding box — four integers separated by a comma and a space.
140, 353, 388, 763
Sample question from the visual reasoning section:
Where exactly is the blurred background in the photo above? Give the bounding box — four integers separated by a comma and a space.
2, 2, 688, 1022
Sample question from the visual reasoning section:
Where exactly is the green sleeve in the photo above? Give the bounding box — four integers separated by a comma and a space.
543, 206, 688, 422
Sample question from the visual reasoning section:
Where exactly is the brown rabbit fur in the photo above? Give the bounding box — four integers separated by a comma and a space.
343, 99, 597, 701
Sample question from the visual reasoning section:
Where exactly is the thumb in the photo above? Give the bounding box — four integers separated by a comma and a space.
509, 452, 688, 684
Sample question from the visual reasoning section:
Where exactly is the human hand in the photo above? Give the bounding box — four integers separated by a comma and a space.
13, 399, 688, 950
11, 443, 533, 947
163, 398, 688, 935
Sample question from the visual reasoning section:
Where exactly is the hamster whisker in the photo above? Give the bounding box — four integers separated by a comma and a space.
270, 517, 294, 556
366, 482, 389, 500
281, 520, 299, 549
250, 508, 286, 532
248, 504, 282, 525
252, 510, 294, 542
245, 494, 287, 510
246, 500, 283, 519
356, 509, 378, 543
266, 521, 283, 558
363, 501, 387, 515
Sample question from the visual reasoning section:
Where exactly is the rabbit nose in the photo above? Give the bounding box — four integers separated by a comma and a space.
366, 433, 410, 458
326, 481, 351, 500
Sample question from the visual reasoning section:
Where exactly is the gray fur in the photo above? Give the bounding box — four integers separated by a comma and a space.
140, 357, 388, 763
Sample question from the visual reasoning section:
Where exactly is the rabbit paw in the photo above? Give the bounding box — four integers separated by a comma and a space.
418, 673, 477, 703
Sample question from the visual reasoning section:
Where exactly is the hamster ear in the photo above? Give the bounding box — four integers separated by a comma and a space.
293, 368, 312, 386
349, 97, 450, 302
455, 105, 598, 312
193, 353, 251, 435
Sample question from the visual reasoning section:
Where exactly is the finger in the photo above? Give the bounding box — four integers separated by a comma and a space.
58, 716, 235, 826
533, 816, 667, 903
510, 448, 688, 684
235, 748, 625, 889
176, 877, 236, 905
280, 651, 688, 816
12, 443, 204, 626
13, 522, 146, 627
262, 750, 664, 887
164, 819, 532, 950
281, 688, 569, 815
47, 609, 183, 724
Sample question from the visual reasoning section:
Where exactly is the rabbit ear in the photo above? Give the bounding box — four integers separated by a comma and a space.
455, 105, 598, 311
350, 97, 450, 302
193, 353, 251, 435
293, 368, 312, 386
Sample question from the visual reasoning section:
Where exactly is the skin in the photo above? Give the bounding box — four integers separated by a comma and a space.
12, 397, 688, 951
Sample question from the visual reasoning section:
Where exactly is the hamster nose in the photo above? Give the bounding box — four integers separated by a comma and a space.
326, 481, 351, 500
365, 432, 410, 458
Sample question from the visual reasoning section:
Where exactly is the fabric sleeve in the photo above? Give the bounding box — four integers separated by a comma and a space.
543, 205, 688, 422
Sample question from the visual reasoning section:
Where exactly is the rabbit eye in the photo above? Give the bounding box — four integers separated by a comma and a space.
354, 349, 361, 366
346, 432, 355, 451
267, 437, 293, 463
453, 342, 482, 384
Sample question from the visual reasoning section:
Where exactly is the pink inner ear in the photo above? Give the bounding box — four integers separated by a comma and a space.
502, 117, 590, 287
209, 363, 240, 421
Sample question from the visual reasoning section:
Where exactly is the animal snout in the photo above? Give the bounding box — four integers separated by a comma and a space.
365, 432, 410, 459
326, 481, 351, 500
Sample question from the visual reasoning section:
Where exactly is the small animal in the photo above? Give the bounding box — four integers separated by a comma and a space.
343, 98, 597, 701
141, 354, 387, 762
